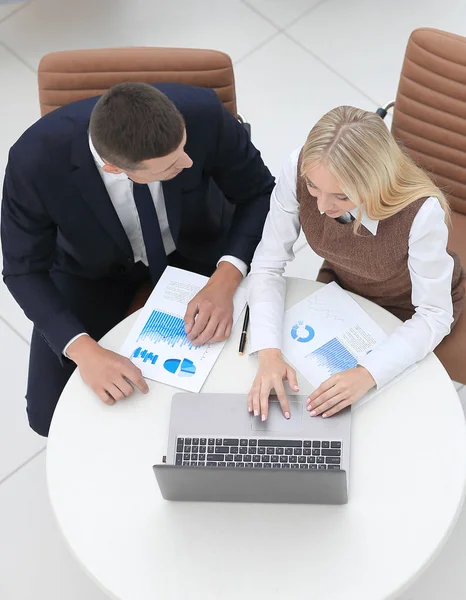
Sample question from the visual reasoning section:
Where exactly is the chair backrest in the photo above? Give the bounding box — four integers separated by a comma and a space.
391, 28, 466, 216
37, 47, 237, 118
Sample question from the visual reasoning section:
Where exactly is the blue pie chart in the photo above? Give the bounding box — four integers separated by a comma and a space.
163, 358, 197, 377
291, 321, 315, 343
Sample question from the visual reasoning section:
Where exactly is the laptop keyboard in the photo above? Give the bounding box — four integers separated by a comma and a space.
175, 437, 341, 470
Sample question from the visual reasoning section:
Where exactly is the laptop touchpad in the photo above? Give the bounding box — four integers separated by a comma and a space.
251, 400, 303, 433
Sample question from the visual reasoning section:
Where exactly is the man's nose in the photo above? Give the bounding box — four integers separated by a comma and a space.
182, 153, 193, 169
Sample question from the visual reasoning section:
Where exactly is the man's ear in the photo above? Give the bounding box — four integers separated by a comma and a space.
102, 163, 124, 175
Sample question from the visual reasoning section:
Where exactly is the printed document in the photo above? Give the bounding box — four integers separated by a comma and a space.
282, 283, 415, 405
120, 267, 247, 392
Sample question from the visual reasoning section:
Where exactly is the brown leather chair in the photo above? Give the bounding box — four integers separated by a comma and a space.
38, 47, 238, 117
382, 28, 466, 383
37, 47, 243, 315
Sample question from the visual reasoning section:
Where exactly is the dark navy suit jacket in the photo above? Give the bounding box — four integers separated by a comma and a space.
1, 83, 274, 358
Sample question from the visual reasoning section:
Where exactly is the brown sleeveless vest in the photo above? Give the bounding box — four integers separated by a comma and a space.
296, 151, 464, 324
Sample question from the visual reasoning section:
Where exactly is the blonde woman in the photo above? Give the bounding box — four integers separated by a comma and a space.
247, 106, 464, 422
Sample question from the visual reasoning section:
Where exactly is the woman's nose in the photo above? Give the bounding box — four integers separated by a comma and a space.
317, 195, 333, 213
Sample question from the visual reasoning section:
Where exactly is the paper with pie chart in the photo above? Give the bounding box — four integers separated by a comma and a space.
282, 283, 390, 388
120, 266, 247, 392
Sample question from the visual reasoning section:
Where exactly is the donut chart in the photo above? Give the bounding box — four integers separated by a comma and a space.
291, 321, 315, 343
163, 358, 197, 377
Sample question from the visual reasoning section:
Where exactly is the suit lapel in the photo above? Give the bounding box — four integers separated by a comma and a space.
70, 132, 133, 259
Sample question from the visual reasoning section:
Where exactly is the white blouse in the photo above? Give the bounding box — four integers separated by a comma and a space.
248, 148, 455, 388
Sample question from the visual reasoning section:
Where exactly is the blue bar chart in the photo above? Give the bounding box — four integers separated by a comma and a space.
125, 307, 207, 390
308, 338, 357, 377
119, 266, 248, 392
137, 310, 194, 350
131, 347, 159, 365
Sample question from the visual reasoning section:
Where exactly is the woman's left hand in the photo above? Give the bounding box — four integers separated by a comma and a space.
306, 366, 376, 418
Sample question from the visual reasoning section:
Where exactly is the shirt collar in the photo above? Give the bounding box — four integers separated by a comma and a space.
349, 206, 379, 235
88, 134, 129, 181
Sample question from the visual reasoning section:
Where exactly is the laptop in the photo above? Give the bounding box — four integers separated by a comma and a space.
153, 393, 351, 505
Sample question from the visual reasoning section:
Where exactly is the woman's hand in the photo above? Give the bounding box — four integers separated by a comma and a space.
248, 349, 299, 421
306, 366, 376, 418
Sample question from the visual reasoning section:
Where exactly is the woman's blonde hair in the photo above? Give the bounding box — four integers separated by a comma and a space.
300, 106, 450, 227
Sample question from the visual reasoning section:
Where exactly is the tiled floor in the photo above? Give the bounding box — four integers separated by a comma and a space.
0, 1, 465, 598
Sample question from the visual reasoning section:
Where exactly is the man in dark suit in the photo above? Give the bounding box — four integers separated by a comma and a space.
1, 82, 274, 437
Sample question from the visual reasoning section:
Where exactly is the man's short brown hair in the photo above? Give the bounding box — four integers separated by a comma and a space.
89, 82, 185, 170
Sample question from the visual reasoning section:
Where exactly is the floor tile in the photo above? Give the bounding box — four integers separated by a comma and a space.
0, 0, 277, 71
285, 241, 322, 280
288, 0, 466, 107
0, 44, 40, 341
0, 0, 27, 23
398, 496, 466, 599
0, 321, 43, 483
244, 0, 323, 28
0, 452, 109, 600
235, 33, 380, 177
0, 43, 39, 170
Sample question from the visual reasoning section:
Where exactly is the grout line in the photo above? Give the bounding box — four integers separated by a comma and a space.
0, 315, 31, 346
241, 0, 330, 32
234, 30, 282, 66
0, 0, 31, 26
240, 0, 283, 30
238, 0, 381, 107
281, 0, 330, 30
0, 446, 46, 487
0, 39, 36, 75
236, 0, 330, 66
282, 31, 383, 108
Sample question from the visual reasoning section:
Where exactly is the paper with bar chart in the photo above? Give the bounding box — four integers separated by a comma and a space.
282, 283, 415, 401
120, 267, 247, 392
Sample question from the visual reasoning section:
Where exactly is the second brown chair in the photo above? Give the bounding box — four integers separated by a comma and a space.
384, 27, 466, 384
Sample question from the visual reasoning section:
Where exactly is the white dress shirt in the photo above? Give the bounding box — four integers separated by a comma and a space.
63, 137, 247, 355
248, 148, 455, 389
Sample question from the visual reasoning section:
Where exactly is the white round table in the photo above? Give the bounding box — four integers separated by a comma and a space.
47, 278, 466, 600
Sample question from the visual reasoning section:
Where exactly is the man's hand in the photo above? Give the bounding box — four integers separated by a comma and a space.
184, 261, 242, 346
67, 336, 149, 404
306, 366, 376, 418
248, 348, 299, 421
